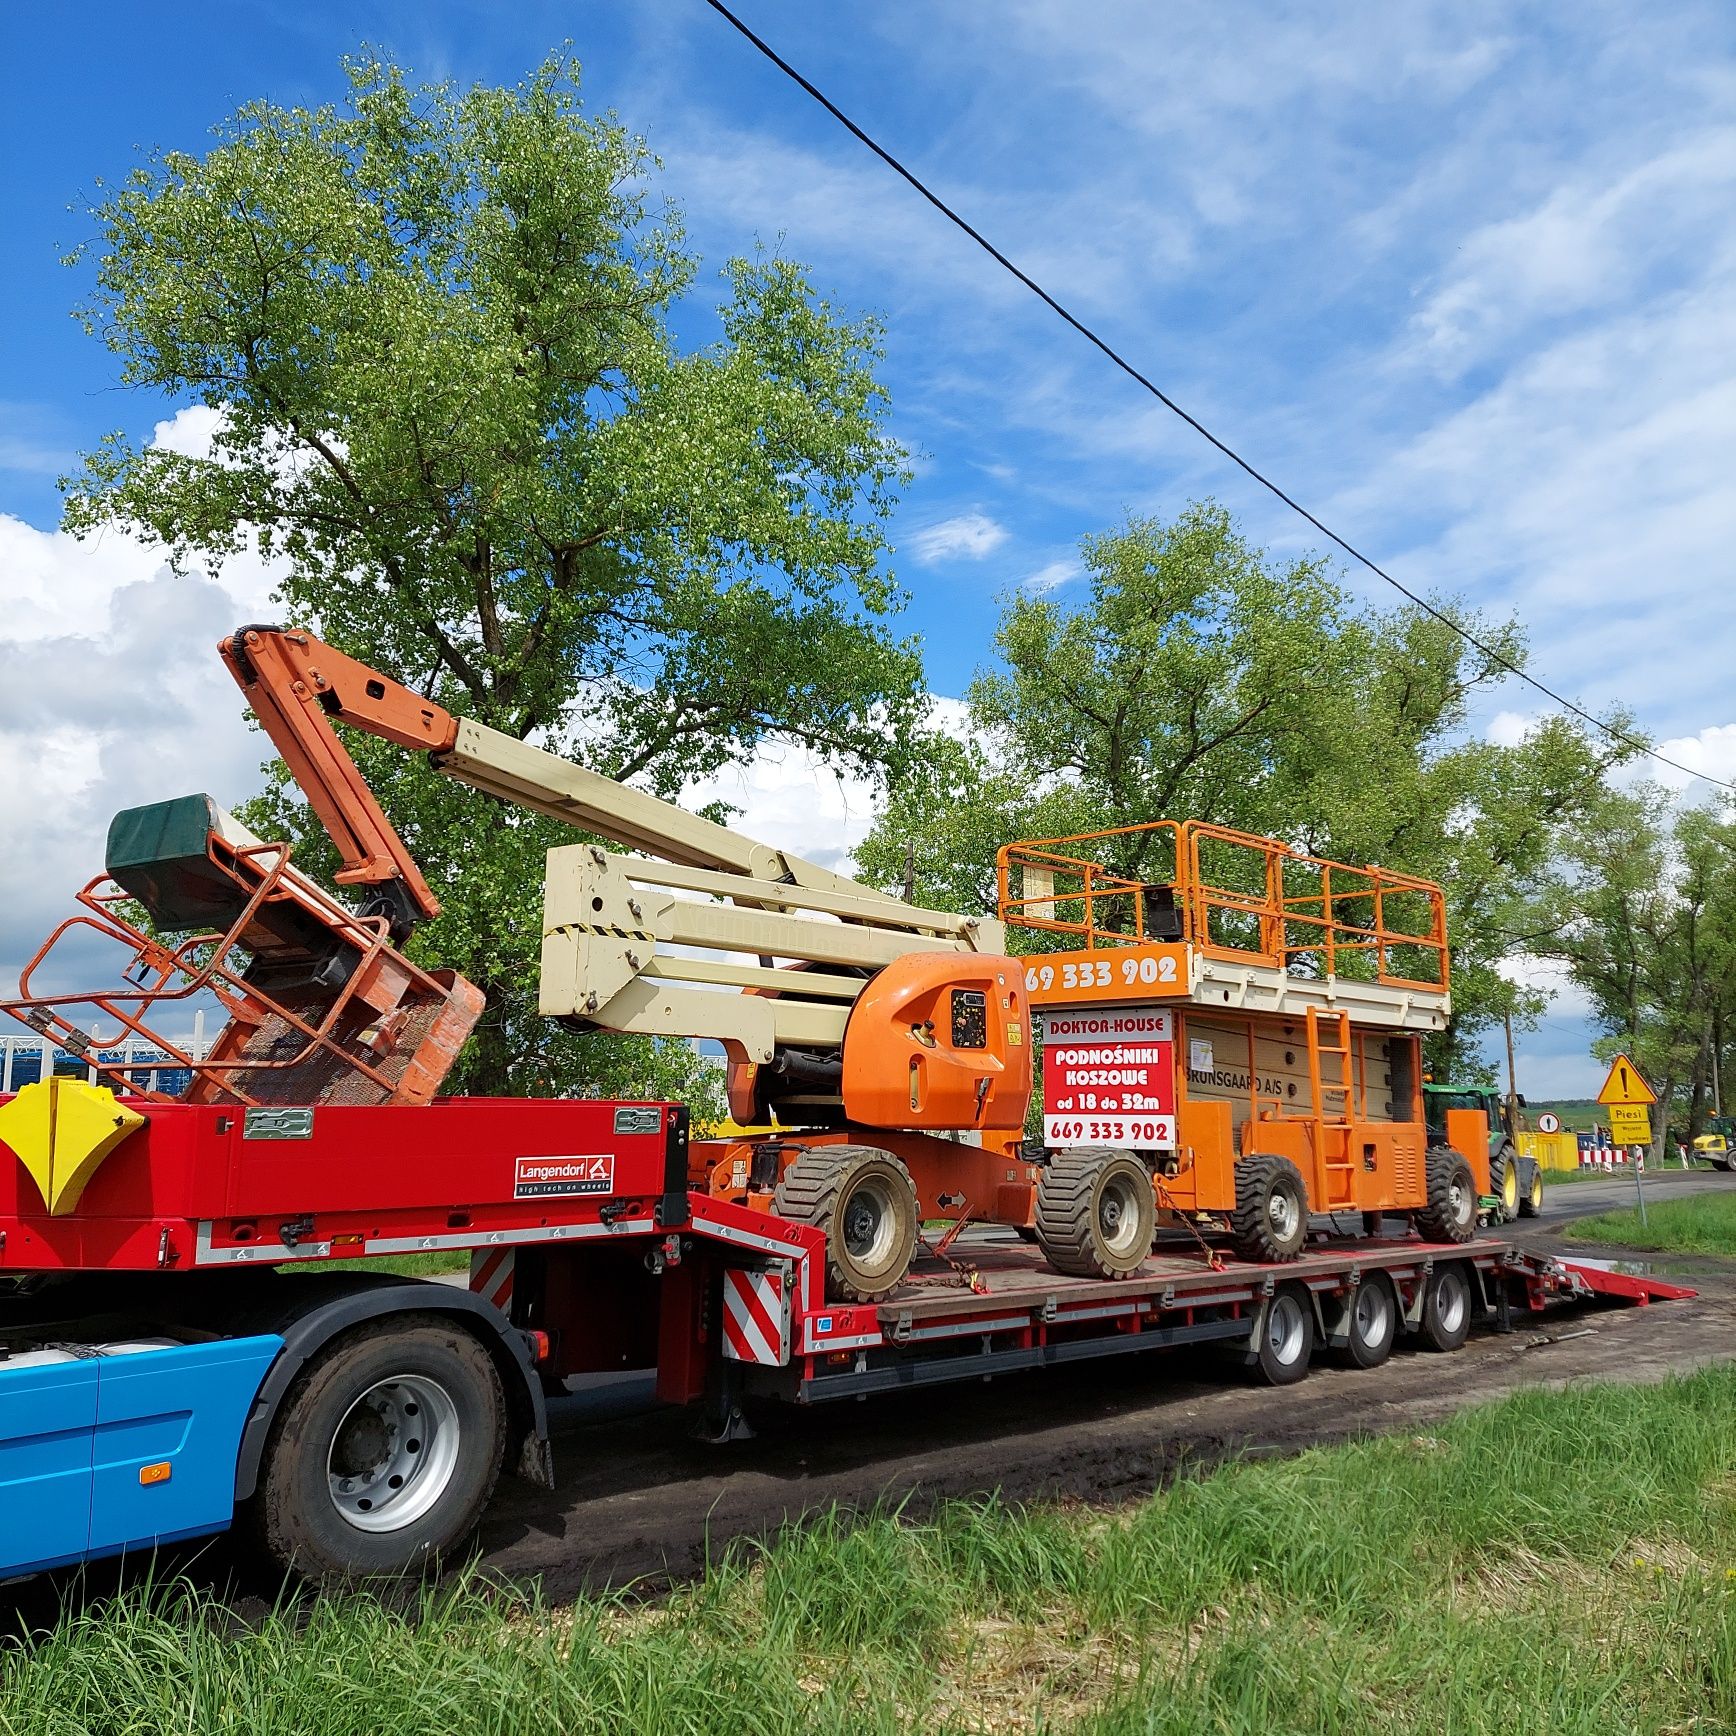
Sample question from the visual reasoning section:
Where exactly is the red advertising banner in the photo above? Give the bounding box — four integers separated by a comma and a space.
1040, 1007, 1176, 1149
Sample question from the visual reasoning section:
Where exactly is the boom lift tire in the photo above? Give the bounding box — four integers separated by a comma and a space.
1230, 1153, 1309, 1262
774, 1145, 919, 1302
1338, 1271, 1398, 1370
1034, 1147, 1156, 1279
1419, 1263, 1472, 1352
1413, 1145, 1478, 1244
1488, 1146, 1519, 1223
1251, 1283, 1314, 1385
246, 1316, 505, 1581
1518, 1165, 1544, 1217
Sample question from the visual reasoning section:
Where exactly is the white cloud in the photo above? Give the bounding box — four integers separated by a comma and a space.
149, 404, 229, 459
1649, 723, 1736, 794
681, 695, 973, 884
1485, 710, 1541, 748
905, 512, 1008, 565
1022, 558, 1081, 594
0, 544, 282, 988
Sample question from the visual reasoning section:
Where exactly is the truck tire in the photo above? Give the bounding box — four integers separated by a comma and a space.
1517, 1163, 1544, 1218
1035, 1147, 1155, 1278
1231, 1153, 1309, 1262
775, 1145, 919, 1301
1419, 1264, 1472, 1352
1488, 1146, 1519, 1223
1251, 1284, 1314, 1385
247, 1316, 505, 1581
1338, 1271, 1398, 1370
1413, 1145, 1477, 1244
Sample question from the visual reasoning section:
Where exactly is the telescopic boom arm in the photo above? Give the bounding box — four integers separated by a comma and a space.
218, 627, 1005, 1068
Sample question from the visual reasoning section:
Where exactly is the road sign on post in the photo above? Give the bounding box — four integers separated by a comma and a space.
1607, 1103, 1653, 1144
1596, 1054, 1657, 1108
1596, 1053, 1657, 1225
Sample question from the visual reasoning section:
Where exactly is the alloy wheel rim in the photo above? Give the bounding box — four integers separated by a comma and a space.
327, 1373, 462, 1534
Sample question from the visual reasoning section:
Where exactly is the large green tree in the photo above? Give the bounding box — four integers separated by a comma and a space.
1549, 793, 1736, 1148
64, 55, 924, 1101
858, 503, 1635, 1076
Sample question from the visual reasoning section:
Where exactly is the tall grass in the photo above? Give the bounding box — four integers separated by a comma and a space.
1566, 1190, 1736, 1257
6, 1371, 1736, 1734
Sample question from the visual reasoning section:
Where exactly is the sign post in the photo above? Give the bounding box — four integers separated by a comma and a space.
1596, 1053, 1659, 1227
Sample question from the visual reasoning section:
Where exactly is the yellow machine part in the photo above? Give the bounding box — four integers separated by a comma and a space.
0, 1077, 145, 1215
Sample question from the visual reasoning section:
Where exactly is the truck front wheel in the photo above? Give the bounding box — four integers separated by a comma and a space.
248, 1317, 506, 1581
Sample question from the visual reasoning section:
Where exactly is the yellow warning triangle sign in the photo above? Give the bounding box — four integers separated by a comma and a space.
1595, 1052, 1658, 1107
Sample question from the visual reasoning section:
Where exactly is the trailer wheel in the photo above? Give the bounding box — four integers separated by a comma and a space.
1488, 1147, 1519, 1223
1339, 1272, 1397, 1370
247, 1317, 505, 1581
1419, 1264, 1472, 1352
775, 1145, 919, 1301
1035, 1147, 1155, 1278
1518, 1164, 1544, 1218
1252, 1284, 1314, 1385
1230, 1153, 1309, 1262
1413, 1145, 1477, 1244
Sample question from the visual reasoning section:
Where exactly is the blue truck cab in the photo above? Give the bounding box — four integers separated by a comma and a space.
1, 1332, 282, 1579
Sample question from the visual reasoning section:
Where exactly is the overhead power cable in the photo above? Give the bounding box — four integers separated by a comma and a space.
700, 0, 1731, 794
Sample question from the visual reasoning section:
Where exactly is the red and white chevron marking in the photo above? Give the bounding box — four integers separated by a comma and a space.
722, 1266, 790, 1365
469, 1247, 516, 1315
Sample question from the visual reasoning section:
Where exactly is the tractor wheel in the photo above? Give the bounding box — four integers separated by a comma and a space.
1035, 1147, 1155, 1278
1488, 1147, 1519, 1223
774, 1145, 919, 1302
1419, 1263, 1473, 1352
1230, 1153, 1309, 1262
1338, 1271, 1398, 1370
1413, 1145, 1478, 1244
246, 1317, 505, 1582
1518, 1164, 1545, 1218
1251, 1284, 1315, 1386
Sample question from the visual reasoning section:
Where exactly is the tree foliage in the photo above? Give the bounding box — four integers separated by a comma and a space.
64, 54, 924, 1101
1548, 794, 1736, 1146
858, 503, 1636, 1075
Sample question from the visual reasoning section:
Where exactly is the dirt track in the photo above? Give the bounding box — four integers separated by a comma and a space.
477, 1171, 1736, 1601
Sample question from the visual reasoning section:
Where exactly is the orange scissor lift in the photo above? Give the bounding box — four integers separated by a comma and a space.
997, 821, 1493, 1273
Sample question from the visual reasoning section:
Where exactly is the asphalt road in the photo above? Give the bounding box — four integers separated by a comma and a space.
1533, 1161, 1734, 1224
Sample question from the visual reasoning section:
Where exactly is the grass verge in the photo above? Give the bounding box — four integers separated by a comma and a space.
1565, 1188, 1736, 1257
6, 1370, 1736, 1734
287, 1251, 473, 1278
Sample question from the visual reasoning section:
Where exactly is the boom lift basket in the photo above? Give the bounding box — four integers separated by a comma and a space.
2, 794, 481, 1107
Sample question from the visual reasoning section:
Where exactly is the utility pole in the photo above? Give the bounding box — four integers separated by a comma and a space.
1503, 1009, 1521, 1134
1715, 1004, 1725, 1119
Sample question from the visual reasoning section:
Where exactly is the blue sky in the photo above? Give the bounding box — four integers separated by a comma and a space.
2, 2, 1733, 1093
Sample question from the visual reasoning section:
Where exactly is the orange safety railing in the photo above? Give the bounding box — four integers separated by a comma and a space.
996, 819, 1449, 992
1, 839, 469, 1108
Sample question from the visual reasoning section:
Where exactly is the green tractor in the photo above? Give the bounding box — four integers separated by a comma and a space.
1422, 1083, 1543, 1224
